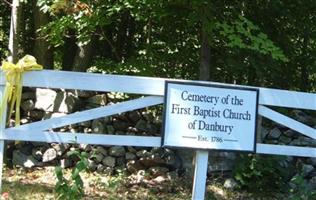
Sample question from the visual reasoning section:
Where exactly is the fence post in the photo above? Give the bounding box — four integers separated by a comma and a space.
0, 85, 7, 191
192, 150, 209, 200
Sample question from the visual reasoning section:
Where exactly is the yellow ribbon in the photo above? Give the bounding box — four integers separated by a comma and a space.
0, 55, 43, 126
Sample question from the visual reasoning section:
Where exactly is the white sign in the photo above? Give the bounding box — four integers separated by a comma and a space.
162, 82, 259, 152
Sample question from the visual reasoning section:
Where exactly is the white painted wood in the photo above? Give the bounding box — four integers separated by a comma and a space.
7, 96, 163, 132
1, 70, 315, 110
0, 86, 7, 191
0, 69, 314, 197
258, 105, 316, 139
257, 143, 316, 157
192, 150, 209, 200
0, 70, 166, 95
1, 130, 161, 147
258, 87, 316, 110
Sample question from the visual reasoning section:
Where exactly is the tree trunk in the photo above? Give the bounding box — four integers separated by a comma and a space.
61, 29, 77, 71
8, 0, 20, 63
33, 1, 53, 69
300, 32, 309, 92
199, 30, 211, 81
72, 40, 96, 72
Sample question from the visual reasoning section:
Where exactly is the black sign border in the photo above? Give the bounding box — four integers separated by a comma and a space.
161, 81, 259, 153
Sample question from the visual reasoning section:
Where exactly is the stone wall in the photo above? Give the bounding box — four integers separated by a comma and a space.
8, 88, 316, 184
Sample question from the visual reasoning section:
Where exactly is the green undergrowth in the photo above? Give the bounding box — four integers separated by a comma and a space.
0, 164, 311, 200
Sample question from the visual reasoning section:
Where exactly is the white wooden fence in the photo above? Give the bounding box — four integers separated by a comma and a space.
0, 70, 315, 199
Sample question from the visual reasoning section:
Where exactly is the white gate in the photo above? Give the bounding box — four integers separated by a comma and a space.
0, 70, 315, 199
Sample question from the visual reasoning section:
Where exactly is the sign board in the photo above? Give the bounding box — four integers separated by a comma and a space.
162, 81, 259, 152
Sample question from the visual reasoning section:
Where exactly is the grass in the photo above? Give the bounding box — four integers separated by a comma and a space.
0, 167, 192, 200
0, 167, 288, 200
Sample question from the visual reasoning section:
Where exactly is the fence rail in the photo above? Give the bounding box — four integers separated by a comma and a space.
0, 69, 315, 200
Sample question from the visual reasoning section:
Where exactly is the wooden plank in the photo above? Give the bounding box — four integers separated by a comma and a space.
1, 70, 315, 110
0, 70, 166, 95
258, 105, 316, 139
257, 143, 316, 157
2, 130, 162, 147
6, 96, 163, 132
192, 150, 209, 200
258, 87, 316, 110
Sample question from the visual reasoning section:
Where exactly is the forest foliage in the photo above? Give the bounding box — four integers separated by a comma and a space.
0, 0, 316, 92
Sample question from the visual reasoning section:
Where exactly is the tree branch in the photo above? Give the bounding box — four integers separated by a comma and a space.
2, 0, 12, 7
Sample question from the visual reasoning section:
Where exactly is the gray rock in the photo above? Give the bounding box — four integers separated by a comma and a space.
88, 159, 97, 172
31, 146, 45, 161
86, 94, 107, 105
268, 128, 282, 139
13, 150, 27, 166
142, 112, 154, 122
165, 153, 181, 170
92, 119, 105, 134
106, 125, 115, 134
109, 146, 126, 157
116, 157, 126, 167
60, 159, 73, 168
35, 89, 81, 113
28, 110, 45, 120
125, 152, 136, 160
292, 110, 315, 126
127, 127, 138, 134
13, 150, 39, 168
146, 123, 159, 134
31, 142, 50, 148
310, 158, 316, 167
24, 156, 40, 168
290, 136, 316, 147
95, 146, 107, 156
279, 135, 292, 144
113, 120, 129, 131
302, 164, 314, 177
115, 130, 125, 135
208, 161, 233, 172
284, 129, 298, 138
286, 156, 294, 163
83, 128, 92, 133
42, 148, 57, 162
104, 167, 114, 175
51, 143, 69, 156
43, 112, 67, 120
94, 153, 104, 163
128, 111, 141, 123
102, 156, 116, 167
103, 117, 112, 124
167, 171, 178, 180
259, 126, 269, 141
149, 166, 169, 177
76, 90, 95, 98
78, 144, 92, 152
308, 176, 316, 190
20, 118, 30, 125
19, 144, 33, 155
176, 149, 194, 171
224, 178, 238, 189
22, 91, 36, 100
79, 121, 91, 127
135, 120, 147, 131
126, 160, 145, 173
136, 150, 151, 158
127, 146, 137, 153
139, 155, 165, 168
21, 99, 35, 112
97, 164, 106, 173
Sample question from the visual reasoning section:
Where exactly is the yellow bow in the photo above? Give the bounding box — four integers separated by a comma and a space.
1, 55, 43, 126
